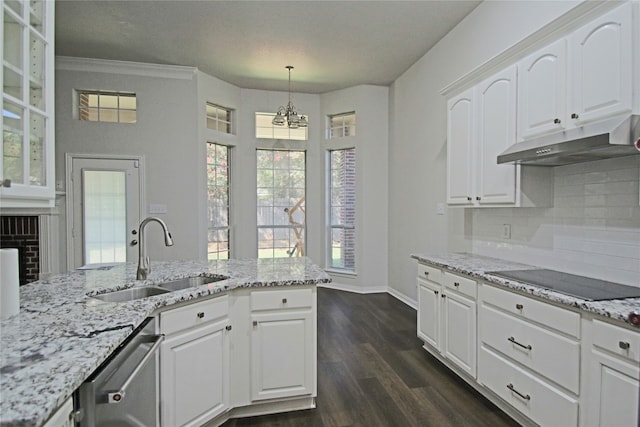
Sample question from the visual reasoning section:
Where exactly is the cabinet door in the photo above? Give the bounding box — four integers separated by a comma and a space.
442, 291, 476, 378
251, 310, 314, 401
43, 397, 74, 427
518, 38, 567, 140
417, 278, 441, 350
446, 88, 475, 205
588, 350, 639, 427
570, 2, 632, 125
160, 319, 230, 427
476, 66, 518, 205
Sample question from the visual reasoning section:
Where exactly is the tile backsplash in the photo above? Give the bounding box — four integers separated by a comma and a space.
470, 155, 640, 287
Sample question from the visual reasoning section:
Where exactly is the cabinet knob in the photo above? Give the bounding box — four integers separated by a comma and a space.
225, 325, 232, 331
197, 312, 205, 319
441, 293, 446, 298
434, 290, 439, 295
130, 240, 138, 246
424, 271, 429, 276
454, 282, 460, 287
553, 118, 561, 124
467, 196, 472, 201
515, 303, 524, 310
571, 113, 579, 119
253, 320, 258, 326
619, 341, 630, 350
282, 298, 287, 304
476, 196, 481, 201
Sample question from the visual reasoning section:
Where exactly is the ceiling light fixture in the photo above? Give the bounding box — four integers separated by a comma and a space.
272, 66, 308, 129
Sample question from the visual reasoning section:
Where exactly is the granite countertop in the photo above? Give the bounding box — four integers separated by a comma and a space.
411, 253, 640, 327
0, 257, 331, 427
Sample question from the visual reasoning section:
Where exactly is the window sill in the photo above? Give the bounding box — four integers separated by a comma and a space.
325, 268, 357, 278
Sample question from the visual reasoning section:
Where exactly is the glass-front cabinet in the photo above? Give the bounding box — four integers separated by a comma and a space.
1, 0, 55, 208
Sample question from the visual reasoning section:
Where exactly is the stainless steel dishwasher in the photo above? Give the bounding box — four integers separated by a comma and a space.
75, 317, 163, 426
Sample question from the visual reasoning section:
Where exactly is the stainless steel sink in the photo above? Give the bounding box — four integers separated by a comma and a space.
155, 276, 224, 291
92, 286, 170, 302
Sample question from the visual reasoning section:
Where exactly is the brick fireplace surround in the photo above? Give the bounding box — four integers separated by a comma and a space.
0, 216, 39, 285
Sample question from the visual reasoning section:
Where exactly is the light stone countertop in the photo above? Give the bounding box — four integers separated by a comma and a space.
411, 252, 640, 327
0, 257, 331, 427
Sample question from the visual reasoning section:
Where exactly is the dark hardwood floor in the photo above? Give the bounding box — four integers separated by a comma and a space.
222, 287, 520, 427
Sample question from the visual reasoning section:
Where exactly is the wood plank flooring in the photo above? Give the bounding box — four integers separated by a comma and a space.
222, 287, 520, 427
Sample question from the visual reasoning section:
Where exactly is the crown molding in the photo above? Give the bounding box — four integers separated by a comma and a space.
55, 56, 197, 80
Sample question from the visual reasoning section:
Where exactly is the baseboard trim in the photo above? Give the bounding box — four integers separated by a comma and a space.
318, 283, 417, 310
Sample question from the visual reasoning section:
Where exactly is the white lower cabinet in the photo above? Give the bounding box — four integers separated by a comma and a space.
250, 288, 315, 401
43, 396, 74, 427
585, 320, 640, 427
160, 296, 230, 427
417, 263, 477, 378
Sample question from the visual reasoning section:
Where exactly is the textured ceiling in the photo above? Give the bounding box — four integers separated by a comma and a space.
55, 0, 481, 94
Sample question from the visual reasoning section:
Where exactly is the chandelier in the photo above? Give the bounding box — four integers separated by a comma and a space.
272, 66, 308, 129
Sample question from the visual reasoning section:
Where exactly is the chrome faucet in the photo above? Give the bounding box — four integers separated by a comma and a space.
136, 216, 174, 280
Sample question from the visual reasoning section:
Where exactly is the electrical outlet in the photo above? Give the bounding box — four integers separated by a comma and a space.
502, 224, 511, 239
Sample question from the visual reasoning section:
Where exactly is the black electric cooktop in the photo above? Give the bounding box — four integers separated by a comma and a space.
486, 269, 640, 301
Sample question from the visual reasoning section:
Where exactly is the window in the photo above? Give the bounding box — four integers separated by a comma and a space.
255, 113, 308, 141
207, 143, 230, 260
78, 90, 137, 123
206, 103, 232, 133
328, 112, 356, 139
328, 148, 356, 271
257, 149, 306, 258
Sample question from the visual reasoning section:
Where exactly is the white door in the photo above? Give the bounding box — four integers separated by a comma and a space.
417, 279, 441, 350
442, 291, 476, 378
68, 156, 143, 268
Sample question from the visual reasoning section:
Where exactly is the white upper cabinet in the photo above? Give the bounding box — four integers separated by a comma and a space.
446, 88, 475, 205
570, 2, 633, 125
518, 39, 567, 140
1, 0, 55, 208
517, 2, 633, 142
476, 66, 518, 205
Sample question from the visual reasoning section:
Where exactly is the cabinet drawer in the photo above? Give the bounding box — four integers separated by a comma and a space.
251, 288, 313, 311
478, 346, 578, 427
593, 319, 640, 363
418, 263, 443, 284
443, 272, 477, 299
161, 296, 229, 335
479, 303, 580, 393
480, 284, 580, 338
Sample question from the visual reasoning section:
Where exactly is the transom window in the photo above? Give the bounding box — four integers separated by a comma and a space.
257, 149, 306, 258
77, 90, 137, 123
207, 143, 231, 260
328, 112, 356, 139
328, 148, 356, 271
255, 113, 307, 141
206, 103, 232, 134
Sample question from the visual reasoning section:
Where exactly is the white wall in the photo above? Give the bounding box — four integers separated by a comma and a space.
388, 1, 586, 302
321, 85, 389, 293
55, 58, 201, 263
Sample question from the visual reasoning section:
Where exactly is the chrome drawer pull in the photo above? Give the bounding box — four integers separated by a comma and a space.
507, 383, 531, 401
508, 336, 532, 351
619, 341, 630, 350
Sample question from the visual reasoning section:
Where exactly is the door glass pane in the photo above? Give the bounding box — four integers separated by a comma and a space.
3, 101, 24, 183
83, 170, 127, 264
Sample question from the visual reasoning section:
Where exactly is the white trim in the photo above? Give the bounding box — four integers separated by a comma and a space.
440, 1, 620, 97
55, 56, 197, 80
65, 153, 146, 270
317, 283, 417, 310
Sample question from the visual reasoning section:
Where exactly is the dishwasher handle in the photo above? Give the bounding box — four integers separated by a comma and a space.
106, 334, 163, 404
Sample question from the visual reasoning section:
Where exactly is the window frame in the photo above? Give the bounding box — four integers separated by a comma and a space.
206, 102, 233, 134
206, 142, 231, 260
327, 111, 356, 139
77, 90, 137, 123
256, 148, 307, 259
255, 112, 308, 141
326, 147, 356, 273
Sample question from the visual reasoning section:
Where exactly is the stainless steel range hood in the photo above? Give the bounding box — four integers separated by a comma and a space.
497, 115, 640, 166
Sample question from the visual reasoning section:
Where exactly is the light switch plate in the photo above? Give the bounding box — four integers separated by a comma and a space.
436, 202, 445, 215
149, 203, 167, 214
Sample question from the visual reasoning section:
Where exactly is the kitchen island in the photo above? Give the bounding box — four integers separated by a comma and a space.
0, 257, 330, 427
